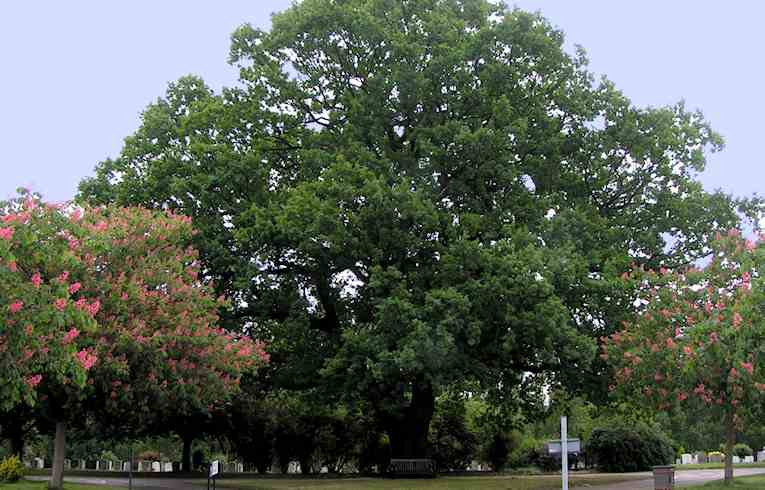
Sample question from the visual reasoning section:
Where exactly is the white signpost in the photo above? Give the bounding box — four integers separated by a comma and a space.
561, 416, 569, 490
207, 460, 220, 490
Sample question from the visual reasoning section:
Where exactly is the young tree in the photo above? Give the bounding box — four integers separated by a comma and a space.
78, 0, 753, 457
0, 192, 267, 488
604, 230, 765, 483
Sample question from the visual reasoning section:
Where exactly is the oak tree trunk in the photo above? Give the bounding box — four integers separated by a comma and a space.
182, 435, 193, 472
387, 381, 435, 460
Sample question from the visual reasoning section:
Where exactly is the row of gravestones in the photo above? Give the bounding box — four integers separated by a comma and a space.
25, 459, 245, 473
676, 450, 765, 465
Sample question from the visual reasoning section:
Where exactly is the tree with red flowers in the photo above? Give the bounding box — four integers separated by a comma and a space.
604, 230, 765, 484
0, 191, 268, 489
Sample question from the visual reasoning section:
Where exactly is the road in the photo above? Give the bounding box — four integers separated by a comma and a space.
585, 467, 765, 489
29, 467, 765, 489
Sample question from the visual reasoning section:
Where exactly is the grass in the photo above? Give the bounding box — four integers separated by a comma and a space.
214, 474, 646, 490
685, 474, 765, 488
0, 480, 123, 490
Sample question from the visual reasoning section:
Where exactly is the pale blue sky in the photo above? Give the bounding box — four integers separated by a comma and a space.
0, 2, 761, 203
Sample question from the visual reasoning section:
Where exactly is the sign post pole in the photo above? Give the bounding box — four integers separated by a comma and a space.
562, 416, 569, 490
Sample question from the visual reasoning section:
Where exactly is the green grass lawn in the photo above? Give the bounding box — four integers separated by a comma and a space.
214, 474, 645, 490
685, 475, 765, 488
0, 481, 123, 490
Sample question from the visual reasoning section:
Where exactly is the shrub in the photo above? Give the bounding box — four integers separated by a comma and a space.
586, 425, 674, 472
0, 454, 25, 482
485, 432, 518, 471
734, 444, 753, 458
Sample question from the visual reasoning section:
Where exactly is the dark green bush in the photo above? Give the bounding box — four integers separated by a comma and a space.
485, 432, 518, 471
734, 443, 753, 458
586, 425, 674, 472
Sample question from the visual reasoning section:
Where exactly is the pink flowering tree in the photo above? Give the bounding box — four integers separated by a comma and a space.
0, 191, 268, 489
603, 230, 765, 483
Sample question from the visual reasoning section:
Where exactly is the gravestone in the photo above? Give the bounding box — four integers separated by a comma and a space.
163, 462, 173, 472
733, 456, 741, 464
34, 458, 44, 469
287, 461, 300, 474
236, 463, 244, 473
681, 453, 693, 465
709, 453, 724, 463
758, 448, 765, 462
694, 452, 708, 464
64, 459, 71, 470
745, 456, 754, 463
152, 461, 161, 472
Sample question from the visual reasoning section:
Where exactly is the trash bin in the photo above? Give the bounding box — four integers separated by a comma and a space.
653, 465, 675, 490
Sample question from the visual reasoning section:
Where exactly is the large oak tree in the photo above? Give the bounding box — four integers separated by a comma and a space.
78, 0, 752, 458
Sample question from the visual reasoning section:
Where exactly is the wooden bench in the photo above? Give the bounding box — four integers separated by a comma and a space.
387, 458, 437, 478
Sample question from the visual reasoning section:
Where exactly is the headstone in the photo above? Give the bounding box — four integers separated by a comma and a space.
675, 458, 681, 465
681, 453, 693, 465
34, 457, 44, 469
164, 462, 173, 472
694, 452, 708, 464
320, 466, 329, 474
236, 463, 243, 473
152, 461, 161, 472
709, 453, 724, 463
80, 459, 86, 470
64, 459, 71, 470
288, 461, 300, 474
733, 456, 741, 464
745, 456, 754, 463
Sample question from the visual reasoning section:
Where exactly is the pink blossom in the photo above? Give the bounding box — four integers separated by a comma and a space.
25, 374, 42, 387
68, 282, 81, 294
31, 272, 42, 288
755, 383, 765, 392
54, 298, 67, 311
728, 229, 741, 237
63, 328, 79, 345
733, 313, 742, 328
58, 271, 69, 283
746, 239, 756, 251
677, 392, 688, 402
742, 362, 754, 375
9, 300, 24, 314
8, 260, 17, 272
0, 227, 14, 241
25, 324, 33, 335
709, 331, 720, 343
75, 349, 97, 370
71, 209, 82, 221
68, 238, 79, 250
730, 367, 739, 378
683, 345, 694, 356
94, 221, 108, 232
655, 372, 665, 382
88, 300, 100, 316
666, 338, 676, 349
742, 272, 751, 284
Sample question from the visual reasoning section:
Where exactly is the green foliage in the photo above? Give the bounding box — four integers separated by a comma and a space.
429, 396, 478, 471
77, 0, 757, 457
484, 431, 518, 472
586, 425, 674, 472
0, 454, 25, 483
734, 443, 753, 458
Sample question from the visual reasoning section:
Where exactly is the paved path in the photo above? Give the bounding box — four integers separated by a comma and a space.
583, 467, 765, 489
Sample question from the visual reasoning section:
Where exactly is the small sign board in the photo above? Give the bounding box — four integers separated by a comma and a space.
546, 438, 581, 455
209, 460, 220, 478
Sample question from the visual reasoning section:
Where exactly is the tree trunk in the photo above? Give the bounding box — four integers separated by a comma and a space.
181, 435, 193, 473
49, 420, 66, 490
8, 427, 25, 457
724, 409, 735, 484
387, 381, 435, 459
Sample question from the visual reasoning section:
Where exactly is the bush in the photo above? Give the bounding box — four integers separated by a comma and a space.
734, 444, 753, 458
485, 432, 518, 471
429, 399, 479, 471
586, 425, 674, 472
0, 454, 25, 482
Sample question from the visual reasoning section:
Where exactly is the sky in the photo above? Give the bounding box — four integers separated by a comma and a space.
0, 1, 762, 203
